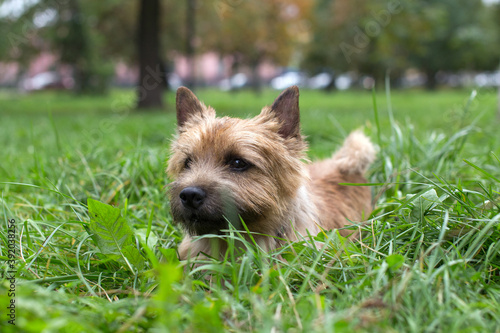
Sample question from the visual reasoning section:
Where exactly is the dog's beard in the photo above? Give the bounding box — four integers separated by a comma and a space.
179, 211, 228, 235
170, 186, 256, 236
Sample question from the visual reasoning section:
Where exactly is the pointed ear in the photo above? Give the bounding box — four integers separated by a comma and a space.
176, 87, 204, 128
270, 85, 300, 139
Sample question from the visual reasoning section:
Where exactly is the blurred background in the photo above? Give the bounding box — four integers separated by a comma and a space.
0, 0, 499, 110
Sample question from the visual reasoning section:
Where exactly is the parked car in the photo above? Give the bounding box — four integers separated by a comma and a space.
308, 72, 334, 90
218, 73, 249, 91
270, 70, 308, 90
21, 72, 71, 91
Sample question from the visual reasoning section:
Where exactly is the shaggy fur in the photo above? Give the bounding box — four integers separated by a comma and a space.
167, 86, 375, 260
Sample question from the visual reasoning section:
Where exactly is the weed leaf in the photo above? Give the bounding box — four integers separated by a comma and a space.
408, 189, 442, 222
87, 198, 144, 272
386, 254, 405, 272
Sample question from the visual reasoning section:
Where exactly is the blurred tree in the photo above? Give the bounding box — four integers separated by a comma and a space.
89, 1, 137, 63
136, 0, 165, 109
301, 0, 336, 80
57, 0, 112, 94
0, 4, 40, 71
303, 0, 500, 90
0, 0, 113, 94
206, 0, 313, 92
1, 0, 311, 96
87, 1, 184, 65
302, 0, 374, 82
184, 0, 196, 88
385, 0, 500, 89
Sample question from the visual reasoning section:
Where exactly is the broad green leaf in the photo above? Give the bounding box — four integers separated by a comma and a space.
386, 254, 405, 271
136, 228, 159, 249
408, 189, 441, 222
122, 244, 145, 271
87, 198, 144, 272
158, 248, 180, 265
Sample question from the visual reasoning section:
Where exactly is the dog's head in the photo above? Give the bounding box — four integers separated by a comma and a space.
167, 86, 308, 236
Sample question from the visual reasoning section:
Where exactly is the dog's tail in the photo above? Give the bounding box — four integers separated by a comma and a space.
331, 130, 376, 175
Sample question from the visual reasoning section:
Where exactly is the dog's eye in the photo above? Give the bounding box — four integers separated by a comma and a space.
228, 158, 250, 171
184, 157, 192, 170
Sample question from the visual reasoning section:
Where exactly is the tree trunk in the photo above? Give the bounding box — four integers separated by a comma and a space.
65, 0, 94, 94
497, 61, 500, 120
322, 73, 336, 92
184, 0, 196, 88
497, 78, 500, 120
249, 55, 263, 94
424, 68, 438, 91
136, 0, 164, 110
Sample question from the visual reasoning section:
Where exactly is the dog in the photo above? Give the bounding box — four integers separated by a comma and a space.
167, 86, 375, 260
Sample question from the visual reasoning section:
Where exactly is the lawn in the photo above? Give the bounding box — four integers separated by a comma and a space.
0, 87, 499, 332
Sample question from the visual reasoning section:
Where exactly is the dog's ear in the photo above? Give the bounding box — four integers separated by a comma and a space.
270, 86, 300, 139
176, 87, 205, 128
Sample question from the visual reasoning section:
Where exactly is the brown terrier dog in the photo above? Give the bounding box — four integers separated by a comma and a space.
167, 86, 375, 260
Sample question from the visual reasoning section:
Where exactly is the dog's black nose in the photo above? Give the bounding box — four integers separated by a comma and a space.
179, 187, 206, 209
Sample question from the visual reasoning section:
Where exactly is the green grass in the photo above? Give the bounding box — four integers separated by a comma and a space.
1, 87, 499, 332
